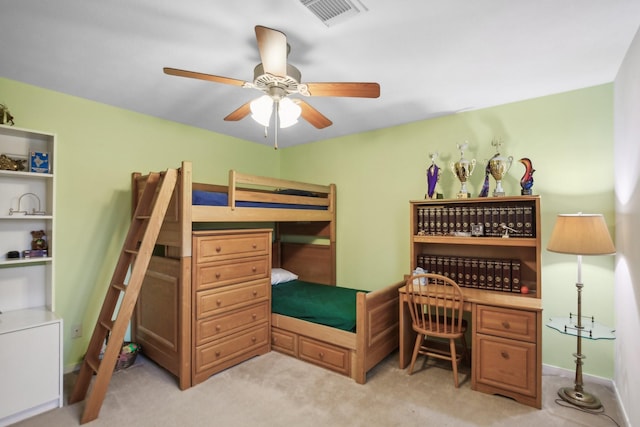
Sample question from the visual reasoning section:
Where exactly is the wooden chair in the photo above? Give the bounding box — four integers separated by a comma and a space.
405, 273, 468, 387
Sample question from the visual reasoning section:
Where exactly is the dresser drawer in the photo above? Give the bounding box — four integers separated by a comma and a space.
195, 256, 270, 290
475, 334, 537, 398
197, 279, 269, 319
299, 337, 350, 375
196, 302, 269, 346
271, 327, 297, 356
476, 305, 537, 342
195, 324, 269, 374
194, 233, 270, 263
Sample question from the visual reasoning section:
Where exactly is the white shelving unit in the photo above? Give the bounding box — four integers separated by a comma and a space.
0, 124, 62, 426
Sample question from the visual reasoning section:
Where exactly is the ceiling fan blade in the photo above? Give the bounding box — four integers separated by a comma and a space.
255, 25, 287, 78
164, 67, 246, 87
224, 101, 252, 121
306, 82, 380, 98
294, 99, 333, 129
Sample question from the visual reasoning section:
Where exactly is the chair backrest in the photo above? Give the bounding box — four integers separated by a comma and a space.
405, 273, 465, 336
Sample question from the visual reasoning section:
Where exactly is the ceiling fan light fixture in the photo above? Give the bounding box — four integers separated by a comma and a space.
250, 95, 273, 127
278, 98, 302, 128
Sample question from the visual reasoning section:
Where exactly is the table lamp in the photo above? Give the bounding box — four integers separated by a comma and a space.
547, 213, 616, 409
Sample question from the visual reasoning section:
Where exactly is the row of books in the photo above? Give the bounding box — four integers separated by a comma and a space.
415, 204, 535, 237
416, 254, 524, 293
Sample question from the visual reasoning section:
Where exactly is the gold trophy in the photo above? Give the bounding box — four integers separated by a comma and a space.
489, 139, 513, 197
450, 142, 476, 199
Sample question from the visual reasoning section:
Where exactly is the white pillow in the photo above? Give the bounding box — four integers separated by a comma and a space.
271, 268, 299, 285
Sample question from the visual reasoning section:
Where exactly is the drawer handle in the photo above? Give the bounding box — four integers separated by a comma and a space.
252, 313, 257, 319
251, 266, 257, 272
252, 290, 258, 297
251, 336, 257, 342
252, 243, 257, 249
215, 246, 221, 253
319, 352, 325, 359
502, 321, 510, 329
215, 272, 221, 279
501, 351, 510, 360
215, 350, 221, 357
216, 299, 222, 306
215, 325, 221, 331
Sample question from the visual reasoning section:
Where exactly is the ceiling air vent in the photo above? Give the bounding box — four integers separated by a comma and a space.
300, 0, 368, 27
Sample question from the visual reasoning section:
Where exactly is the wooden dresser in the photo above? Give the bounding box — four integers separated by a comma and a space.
191, 229, 272, 385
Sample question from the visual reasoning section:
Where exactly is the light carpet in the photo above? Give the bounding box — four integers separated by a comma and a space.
13, 351, 626, 427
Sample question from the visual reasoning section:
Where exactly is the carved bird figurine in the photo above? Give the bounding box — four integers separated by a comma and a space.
519, 158, 535, 195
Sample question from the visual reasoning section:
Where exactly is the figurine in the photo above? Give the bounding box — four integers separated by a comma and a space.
519, 158, 535, 195
0, 103, 15, 126
31, 230, 47, 250
479, 152, 499, 197
426, 152, 442, 199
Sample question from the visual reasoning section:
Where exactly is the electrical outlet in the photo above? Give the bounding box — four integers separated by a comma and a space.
72, 323, 82, 338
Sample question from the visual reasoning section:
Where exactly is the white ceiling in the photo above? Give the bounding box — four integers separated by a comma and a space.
2, 1, 640, 148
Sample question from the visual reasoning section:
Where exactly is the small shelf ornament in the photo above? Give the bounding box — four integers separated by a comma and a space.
8, 192, 47, 216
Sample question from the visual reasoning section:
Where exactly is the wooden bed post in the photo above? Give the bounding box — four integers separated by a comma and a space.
179, 161, 193, 388
228, 169, 237, 210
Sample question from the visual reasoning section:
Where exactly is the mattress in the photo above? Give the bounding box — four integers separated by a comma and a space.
192, 190, 326, 210
271, 280, 366, 332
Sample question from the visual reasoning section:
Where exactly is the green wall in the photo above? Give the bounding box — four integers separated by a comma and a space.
0, 77, 279, 371
1, 77, 615, 378
280, 84, 616, 378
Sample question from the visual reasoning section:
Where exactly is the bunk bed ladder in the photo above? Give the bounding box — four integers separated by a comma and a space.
68, 168, 178, 424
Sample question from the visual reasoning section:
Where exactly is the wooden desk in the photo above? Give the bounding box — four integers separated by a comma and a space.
399, 285, 543, 409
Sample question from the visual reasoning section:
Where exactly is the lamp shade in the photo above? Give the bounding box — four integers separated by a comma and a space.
250, 95, 273, 127
547, 213, 615, 256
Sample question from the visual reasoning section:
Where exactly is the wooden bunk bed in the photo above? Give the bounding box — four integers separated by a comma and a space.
131, 161, 401, 390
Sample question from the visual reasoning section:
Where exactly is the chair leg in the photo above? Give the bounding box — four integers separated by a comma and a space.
408, 333, 423, 375
450, 338, 459, 388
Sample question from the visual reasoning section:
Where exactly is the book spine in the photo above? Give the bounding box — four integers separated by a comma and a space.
485, 259, 495, 290
443, 256, 451, 280
478, 258, 487, 289
524, 206, 533, 237
441, 207, 449, 236
502, 259, 512, 292
471, 258, 479, 288
511, 260, 521, 293
464, 257, 472, 287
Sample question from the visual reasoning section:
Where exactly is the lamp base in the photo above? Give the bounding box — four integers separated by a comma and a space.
558, 386, 602, 410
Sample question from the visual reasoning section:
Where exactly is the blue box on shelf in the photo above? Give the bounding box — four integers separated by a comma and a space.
30, 151, 50, 173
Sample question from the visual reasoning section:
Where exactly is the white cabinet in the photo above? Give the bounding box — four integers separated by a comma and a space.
0, 124, 62, 426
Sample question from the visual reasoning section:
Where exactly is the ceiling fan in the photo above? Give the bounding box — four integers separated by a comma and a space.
164, 25, 380, 146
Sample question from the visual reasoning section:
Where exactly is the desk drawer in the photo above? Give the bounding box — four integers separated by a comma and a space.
476, 305, 537, 342
475, 334, 537, 398
197, 280, 269, 318
195, 256, 270, 290
196, 302, 269, 346
195, 233, 270, 263
299, 337, 350, 375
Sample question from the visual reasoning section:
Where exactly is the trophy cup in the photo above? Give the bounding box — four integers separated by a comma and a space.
426, 152, 442, 199
489, 139, 513, 197
450, 142, 476, 199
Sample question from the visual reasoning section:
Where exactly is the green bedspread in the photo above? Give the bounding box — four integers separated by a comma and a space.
271, 280, 367, 332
